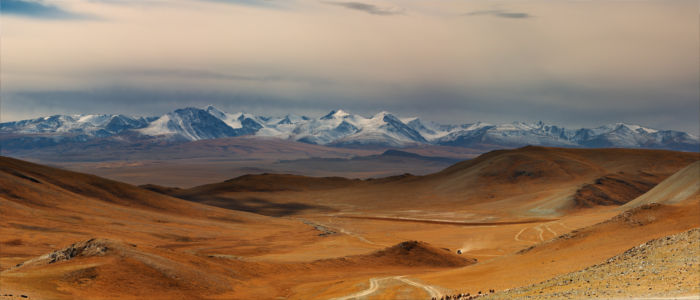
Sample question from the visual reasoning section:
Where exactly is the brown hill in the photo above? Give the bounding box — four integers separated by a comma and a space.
424, 146, 696, 192
622, 160, 700, 208
141, 174, 353, 217
187, 174, 361, 193
516, 202, 699, 256
0, 156, 253, 218
573, 171, 662, 207
156, 146, 698, 219
347, 241, 476, 268
7, 238, 234, 299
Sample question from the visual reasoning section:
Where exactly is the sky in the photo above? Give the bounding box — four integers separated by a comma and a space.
1, 0, 698, 134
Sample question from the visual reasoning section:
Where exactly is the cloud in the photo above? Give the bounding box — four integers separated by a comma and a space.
463, 9, 531, 19
1, 87, 335, 122
86, 0, 278, 8
96, 68, 334, 86
1, 0, 92, 19
1, 0, 697, 135
114, 69, 282, 82
5, 77, 698, 136
204, 0, 269, 5
323, 1, 403, 15
201, 0, 285, 9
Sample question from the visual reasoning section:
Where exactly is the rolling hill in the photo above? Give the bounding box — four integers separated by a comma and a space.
150, 146, 698, 219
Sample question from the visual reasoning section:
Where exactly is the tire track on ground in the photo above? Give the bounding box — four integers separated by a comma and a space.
395, 276, 442, 299
330, 276, 444, 299
515, 226, 541, 244
534, 225, 544, 241
514, 227, 529, 242
544, 223, 557, 238
330, 277, 386, 300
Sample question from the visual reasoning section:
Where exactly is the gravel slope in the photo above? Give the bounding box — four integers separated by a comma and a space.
485, 227, 700, 299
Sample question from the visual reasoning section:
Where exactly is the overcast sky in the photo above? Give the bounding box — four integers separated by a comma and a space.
1, 0, 698, 134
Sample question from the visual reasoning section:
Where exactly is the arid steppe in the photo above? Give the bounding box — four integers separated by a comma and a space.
1, 146, 698, 299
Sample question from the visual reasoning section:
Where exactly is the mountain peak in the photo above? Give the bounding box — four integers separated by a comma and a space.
204, 104, 221, 112
372, 111, 396, 120
599, 123, 658, 134
320, 109, 350, 120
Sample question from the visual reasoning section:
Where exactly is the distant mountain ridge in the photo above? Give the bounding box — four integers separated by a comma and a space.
1, 105, 698, 152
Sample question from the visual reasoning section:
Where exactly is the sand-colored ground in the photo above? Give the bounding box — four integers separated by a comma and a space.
483, 227, 700, 299
622, 161, 700, 208
1, 147, 698, 299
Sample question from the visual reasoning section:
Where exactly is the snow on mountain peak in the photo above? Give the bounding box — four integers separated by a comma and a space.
372, 111, 392, 118
617, 123, 658, 134
204, 105, 226, 118
320, 109, 350, 120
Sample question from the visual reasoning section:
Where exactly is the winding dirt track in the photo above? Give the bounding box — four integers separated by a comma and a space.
515, 220, 572, 243
514, 227, 531, 243
395, 276, 442, 299
534, 225, 544, 241
330, 277, 386, 300
544, 224, 557, 236
330, 276, 443, 300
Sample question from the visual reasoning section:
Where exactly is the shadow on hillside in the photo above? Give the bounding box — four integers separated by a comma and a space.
191, 196, 334, 217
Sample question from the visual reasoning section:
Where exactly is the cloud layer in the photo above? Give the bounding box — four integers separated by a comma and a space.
323, 1, 403, 15
463, 9, 531, 19
1, 0, 698, 134
1, 0, 91, 19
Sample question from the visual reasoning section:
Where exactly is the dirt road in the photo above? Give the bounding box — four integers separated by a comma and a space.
331, 276, 443, 300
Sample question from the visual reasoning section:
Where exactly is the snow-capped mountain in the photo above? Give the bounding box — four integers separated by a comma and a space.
0, 114, 150, 137
1, 106, 698, 152
138, 107, 243, 141
203, 105, 264, 136
331, 111, 427, 147
436, 121, 578, 148
287, 110, 427, 147
572, 123, 698, 150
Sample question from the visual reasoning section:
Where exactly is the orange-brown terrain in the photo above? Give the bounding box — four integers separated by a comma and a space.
1, 146, 698, 299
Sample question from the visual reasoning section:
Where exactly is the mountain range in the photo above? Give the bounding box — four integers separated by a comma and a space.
1, 105, 698, 152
